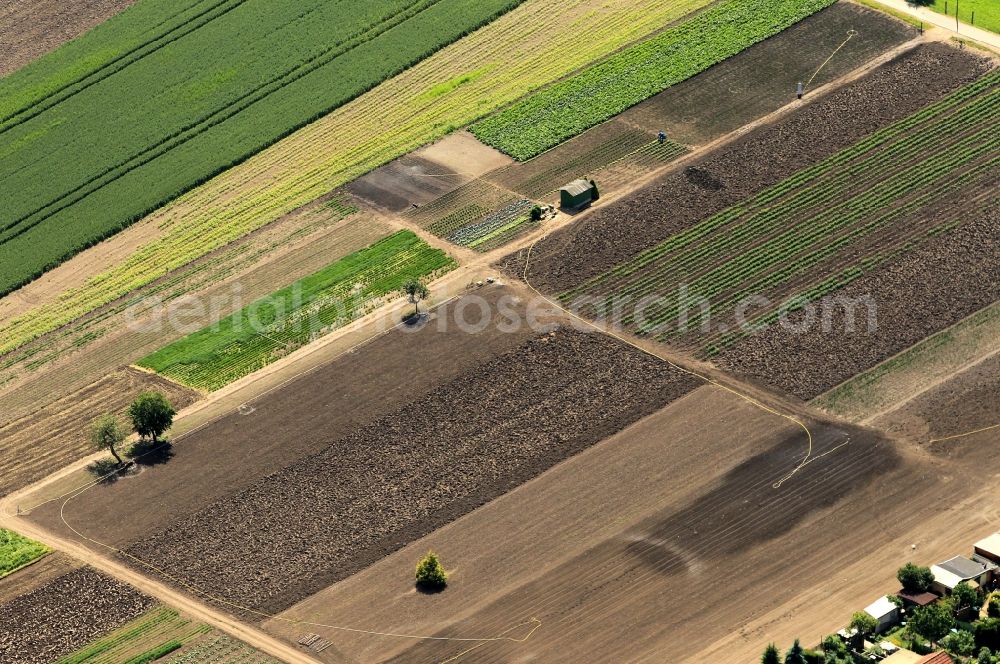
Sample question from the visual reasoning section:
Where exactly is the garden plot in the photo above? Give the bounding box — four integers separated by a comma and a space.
0, 566, 155, 664
54, 606, 283, 664
137, 230, 455, 391
119, 327, 697, 615
501, 43, 992, 293
712, 204, 1000, 400
621, 1, 916, 146
471, 0, 838, 159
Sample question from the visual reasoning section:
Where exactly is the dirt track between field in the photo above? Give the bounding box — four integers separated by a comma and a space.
0, 0, 136, 77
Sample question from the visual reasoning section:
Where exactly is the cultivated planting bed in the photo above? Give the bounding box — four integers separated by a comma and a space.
138, 230, 455, 391
0, 566, 155, 664
503, 44, 991, 292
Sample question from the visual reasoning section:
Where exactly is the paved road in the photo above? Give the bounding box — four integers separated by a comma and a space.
869, 0, 1000, 49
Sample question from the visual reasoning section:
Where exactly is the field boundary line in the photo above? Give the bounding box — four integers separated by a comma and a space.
519, 237, 826, 489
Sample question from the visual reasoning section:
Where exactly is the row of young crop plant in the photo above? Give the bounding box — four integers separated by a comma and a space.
0, 198, 366, 393
562, 70, 1000, 301
138, 230, 455, 391
54, 605, 277, 664
700, 207, 996, 356
470, 0, 837, 160
627, 130, 998, 335
0, 0, 525, 297
0, 528, 49, 578
0, 0, 719, 358
497, 126, 655, 199
561, 70, 1000, 344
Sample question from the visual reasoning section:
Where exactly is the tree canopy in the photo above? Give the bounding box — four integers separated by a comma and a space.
90, 414, 127, 465
761, 644, 780, 664
897, 562, 935, 593
128, 391, 175, 445
910, 602, 955, 644
415, 551, 447, 590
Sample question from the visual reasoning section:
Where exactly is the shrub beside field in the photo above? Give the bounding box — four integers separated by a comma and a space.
0, 0, 523, 297
0, 528, 49, 578
471, 0, 836, 160
138, 230, 455, 390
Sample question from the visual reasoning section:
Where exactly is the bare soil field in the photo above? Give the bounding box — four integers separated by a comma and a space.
874, 351, 1000, 464
348, 132, 513, 212
266, 381, 914, 664
714, 209, 1000, 400
0, 0, 135, 77
621, 2, 916, 145
0, 367, 198, 497
33, 286, 543, 547
499, 43, 991, 293
0, 565, 154, 663
118, 326, 697, 615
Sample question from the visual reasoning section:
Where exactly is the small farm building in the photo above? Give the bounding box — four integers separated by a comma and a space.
974, 532, 1000, 564
863, 595, 900, 634
897, 589, 939, 608
930, 555, 997, 594
559, 178, 596, 210
916, 653, 955, 664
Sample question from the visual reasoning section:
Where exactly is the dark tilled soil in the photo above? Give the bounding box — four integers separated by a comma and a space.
714, 210, 1000, 401
0, 566, 154, 664
621, 2, 916, 145
499, 43, 992, 293
123, 327, 699, 614
0, 0, 136, 77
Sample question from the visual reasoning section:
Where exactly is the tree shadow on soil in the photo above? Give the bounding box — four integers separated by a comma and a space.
415, 582, 447, 595
127, 439, 174, 467
86, 458, 131, 484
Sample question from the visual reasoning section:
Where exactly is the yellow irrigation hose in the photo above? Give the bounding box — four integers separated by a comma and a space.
805, 29, 858, 90
928, 422, 1000, 444
519, 239, 828, 490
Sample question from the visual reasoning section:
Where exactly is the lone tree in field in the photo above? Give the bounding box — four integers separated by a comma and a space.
128, 392, 176, 445
401, 279, 430, 318
415, 551, 447, 591
897, 562, 935, 593
761, 644, 780, 664
90, 414, 127, 466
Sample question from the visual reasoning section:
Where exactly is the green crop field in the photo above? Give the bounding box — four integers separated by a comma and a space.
471, 0, 836, 160
923, 0, 1000, 34
138, 230, 455, 390
0, 528, 49, 578
56, 605, 279, 664
563, 68, 1000, 355
0, 0, 522, 297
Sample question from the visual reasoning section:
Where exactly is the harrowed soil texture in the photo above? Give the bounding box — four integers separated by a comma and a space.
124, 327, 699, 614
0, 566, 155, 664
715, 209, 1000, 401
498, 43, 992, 293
